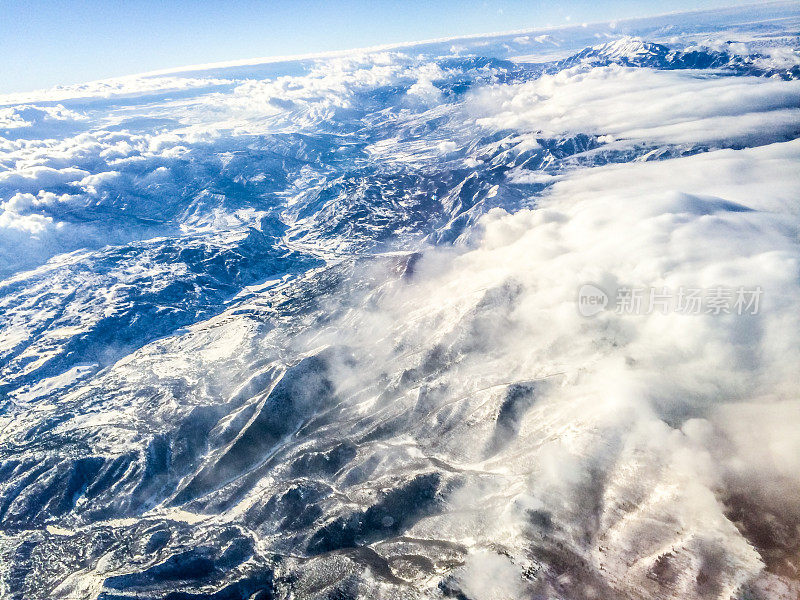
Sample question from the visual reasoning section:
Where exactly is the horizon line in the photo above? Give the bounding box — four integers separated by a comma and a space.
5, 0, 794, 97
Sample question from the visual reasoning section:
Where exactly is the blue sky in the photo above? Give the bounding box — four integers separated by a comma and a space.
1, 0, 764, 93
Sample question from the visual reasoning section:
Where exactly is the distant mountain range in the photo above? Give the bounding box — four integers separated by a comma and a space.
546, 37, 800, 79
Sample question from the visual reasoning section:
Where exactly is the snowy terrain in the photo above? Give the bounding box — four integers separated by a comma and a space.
1, 2, 800, 599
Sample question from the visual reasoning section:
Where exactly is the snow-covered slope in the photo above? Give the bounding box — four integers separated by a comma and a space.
551, 36, 800, 79
1, 3, 800, 600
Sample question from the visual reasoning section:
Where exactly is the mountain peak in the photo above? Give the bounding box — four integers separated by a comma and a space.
591, 36, 664, 58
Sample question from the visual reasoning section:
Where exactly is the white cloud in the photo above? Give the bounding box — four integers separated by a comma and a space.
466, 66, 800, 145
311, 139, 800, 597
457, 550, 524, 599
0, 104, 88, 131
0, 165, 88, 190
407, 63, 445, 103
0, 76, 235, 106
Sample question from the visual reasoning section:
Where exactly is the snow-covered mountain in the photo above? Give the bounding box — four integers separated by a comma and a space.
551, 36, 800, 79
1, 3, 800, 600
